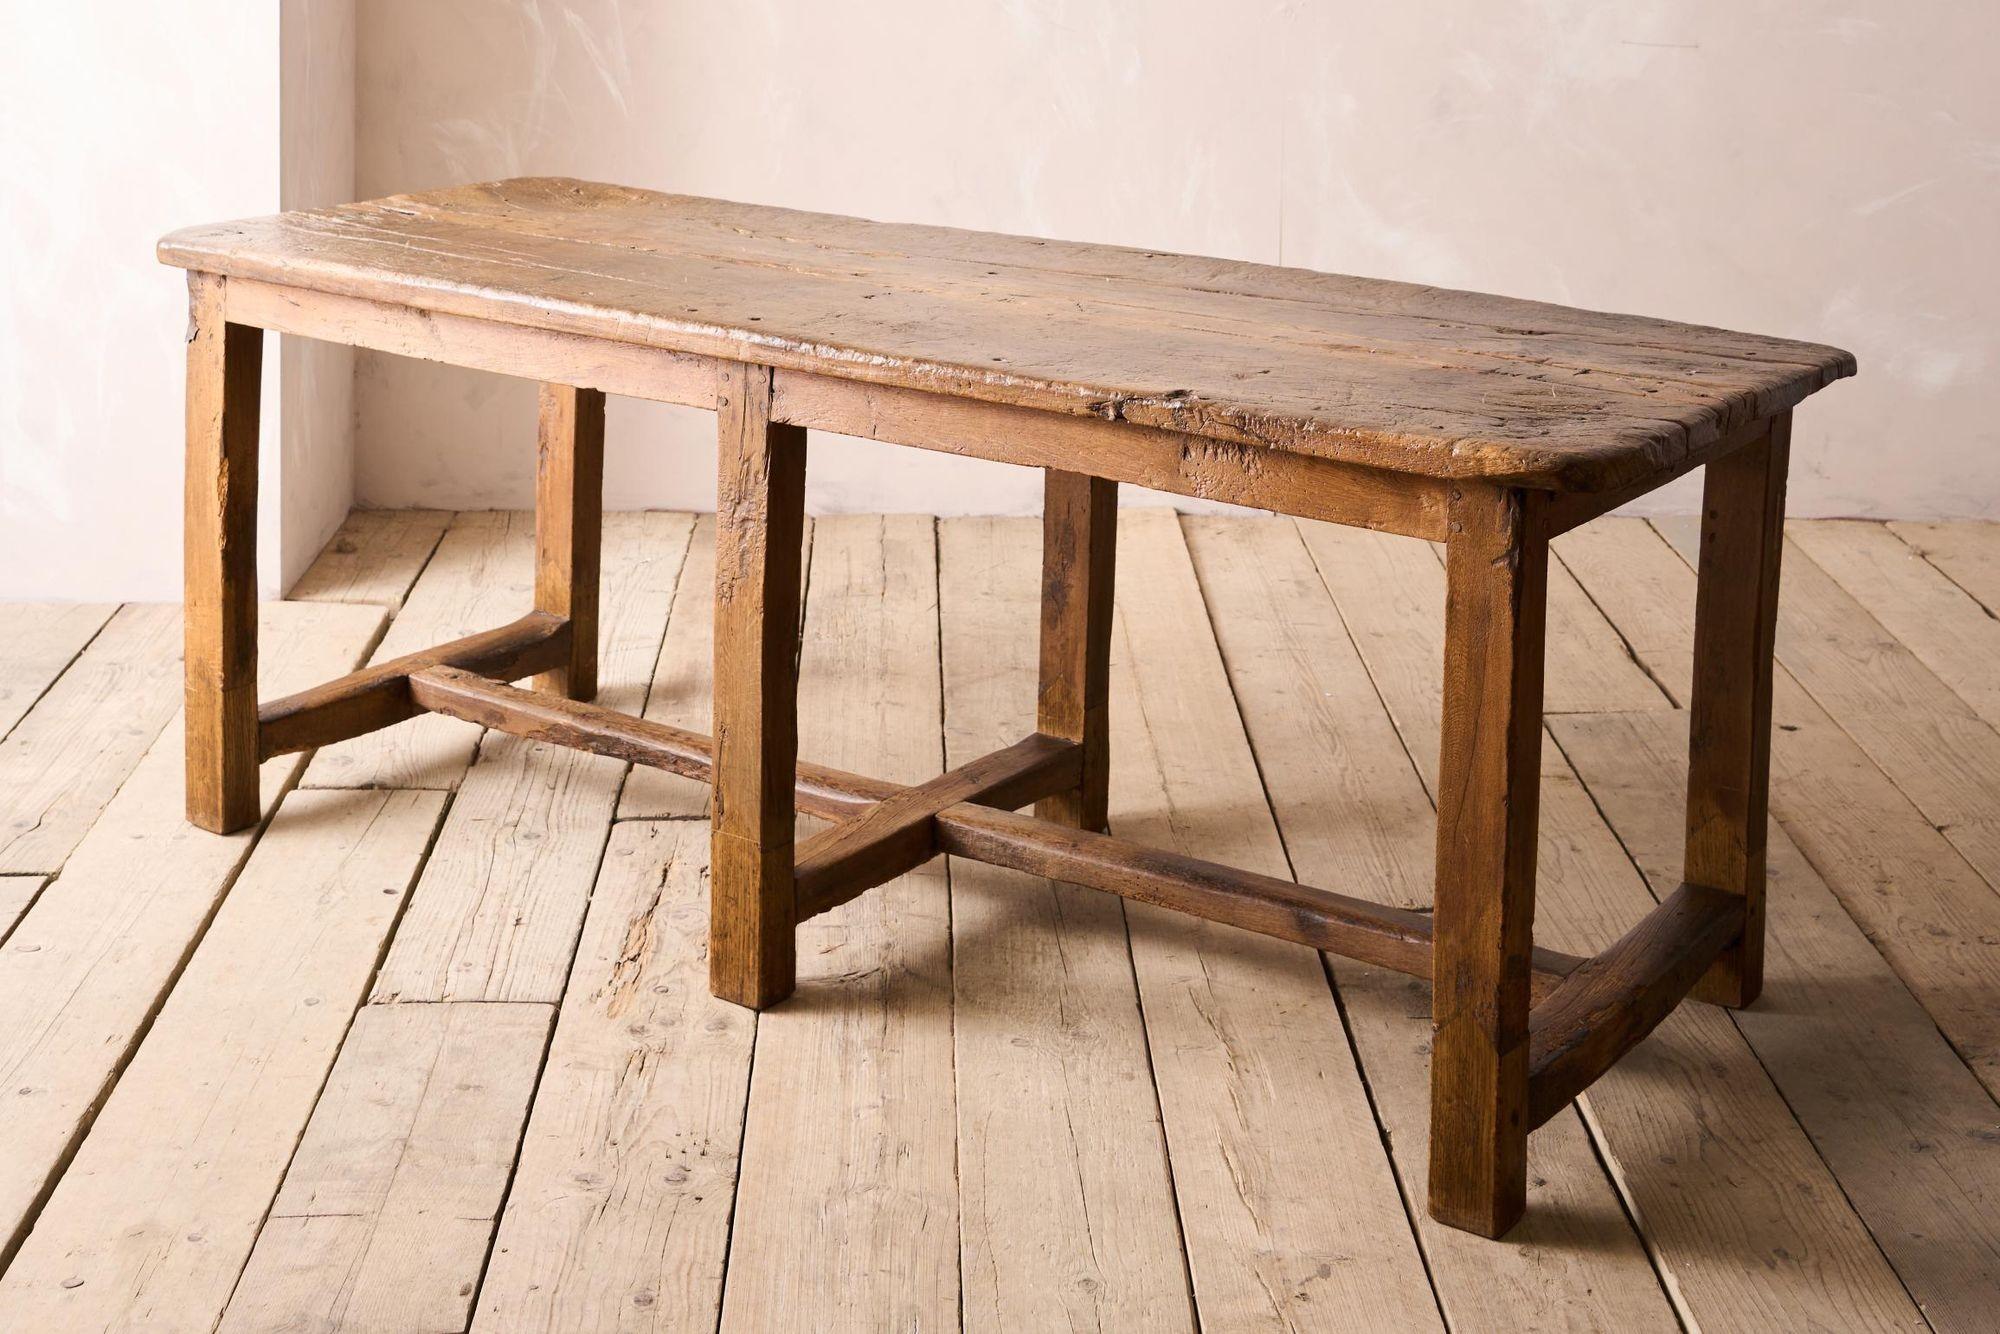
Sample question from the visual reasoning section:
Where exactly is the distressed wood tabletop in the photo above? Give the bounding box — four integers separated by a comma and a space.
160, 177, 1853, 492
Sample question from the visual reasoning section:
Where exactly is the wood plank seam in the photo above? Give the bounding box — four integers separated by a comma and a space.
0, 613, 118, 749
1546, 546, 1686, 710
0, 878, 49, 950
405, 666, 1589, 997
0, 600, 391, 1273
363, 512, 695, 1005
39, 512, 1976, 1328
1885, 522, 2000, 619
234, 504, 1784, 1264
1187, 514, 1681, 1325
1526, 882, 1744, 1128
269, 516, 696, 1325
1294, 518, 1927, 1319
1889, 526, 2000, 619
285, 510, 453, 613
0, 605, 187, 876
1547, 702, 2000, 1329
156, 175, 1858, 1247
167, 179, 1855, 494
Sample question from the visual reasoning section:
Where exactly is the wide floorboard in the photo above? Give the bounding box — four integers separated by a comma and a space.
0, 508, 1993, 1332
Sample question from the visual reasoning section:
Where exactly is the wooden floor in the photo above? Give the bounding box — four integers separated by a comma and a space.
1, 510, 1996, 1332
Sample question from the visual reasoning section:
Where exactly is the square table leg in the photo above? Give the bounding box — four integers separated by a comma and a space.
183, 272, 264, 835
1684, 412, 1790, 1008
1035, 470, 1117, 832
709, 362, 808, 1009
1427, 483, 1550, 1238
532, 382, 605, 701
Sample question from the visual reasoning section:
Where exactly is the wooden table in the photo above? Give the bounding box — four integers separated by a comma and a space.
160, 178, 1854, 1239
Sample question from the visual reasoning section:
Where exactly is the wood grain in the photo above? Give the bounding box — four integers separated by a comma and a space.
1326, 518, 1926, 1329
223, 276, 718, 411
1536, 549, 1672, 714
0, 789, 445, 1333
618, 516, 722, 818
182, 272, 263, 833
1296, 519, 1663, 784
619, 517, 817, 820
1427, 484, 1548, 1237
1537, 752, 1925, 1332
1661, 514, 2000, 887
160, 177, 1854, 491
533, 381, 606, 699
1035, 470, 1116, 830
1526, 881, 1742, 1127
1683, 418, 1788, 1005
1794, 518, 2000, 735
300, 510, 539, 790
0, 604, 184, 874
1888, 520, 2000, 614
1186, 515, 1678, 1330
793, 732, 1081, 916
1556, 706, 2000, 1331
409, 658, 1581, 995
370, 512, 690, 1003
937, 802, 1581, 996
0, 878, 44, 944
1106, 510, 1437, 1329
218, 1003, 552, 1334
938, 516, 1191, 1331
13, 509, 1992, 1325
475, 820, 756, 1332
0, 601, 385, 1268
1550, 518, 1707, 706
285, 507, 450, 610
257, 609, 569, 758
226, 274, 1453, 539
718, 515, 958, 1330
407, 665, 887, 820
0, 604, 115, 742
708, 362, 808, 1009
1555, 518, 2000, 1100
774, 370, 1453, 539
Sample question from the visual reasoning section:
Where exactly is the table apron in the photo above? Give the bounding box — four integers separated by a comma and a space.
223, 276, 1454, 540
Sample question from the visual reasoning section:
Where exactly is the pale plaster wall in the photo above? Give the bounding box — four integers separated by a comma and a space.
280, 0, 360, 592
4, 1, 1990, 598
2, 5, 281, 601
0, 0, 355, 601
350, 0, 1998, 520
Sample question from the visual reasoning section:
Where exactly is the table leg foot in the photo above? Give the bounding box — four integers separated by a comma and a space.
184, 272, 263, 835
533, 382, 605, 701
1035, 470, 1116, 833
709, 362, 807, 1009
1427, 484, 1548, 1238
1685, 414, 1790, 1009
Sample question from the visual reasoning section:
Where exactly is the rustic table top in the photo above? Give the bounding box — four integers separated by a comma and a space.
160, 177, 1853, 492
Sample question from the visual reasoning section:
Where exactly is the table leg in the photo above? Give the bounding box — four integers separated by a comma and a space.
709, 362, 808, 1009
1684, 413, 1790, 1008
532, 383, 605, 700
1428, 483, 1549, 1238
184, 272, 263, 834
1035, 470, 1117, 832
